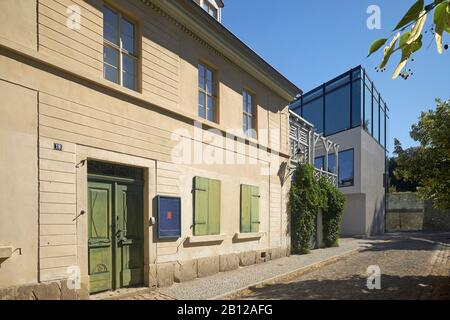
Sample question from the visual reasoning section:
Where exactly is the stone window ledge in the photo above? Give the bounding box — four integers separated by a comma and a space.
233, 232, 264, 241
0, 246, 13, 259
186, 234, 226, 245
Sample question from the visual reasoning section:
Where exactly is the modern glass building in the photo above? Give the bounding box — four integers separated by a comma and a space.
290, 66, 389, 236
290, 66, 389, 150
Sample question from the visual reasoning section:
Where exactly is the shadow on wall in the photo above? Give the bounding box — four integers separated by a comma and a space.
370, 195, 386, 236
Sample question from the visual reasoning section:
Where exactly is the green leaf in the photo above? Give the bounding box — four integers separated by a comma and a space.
394, 0, 424, 31
399, 32, 412, 47
368, 38, 388, 57
434, 2, 447, 53
392, 45, 413, 80
445, 3, 450, 33
411, 35, 423, 52
379, 32, 400, 69
406, 11, 427, 45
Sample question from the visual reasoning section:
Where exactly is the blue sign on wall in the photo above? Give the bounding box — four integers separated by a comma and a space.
157, 196, 181, 239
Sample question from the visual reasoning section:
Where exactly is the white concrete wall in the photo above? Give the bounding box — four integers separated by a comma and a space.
315, 127, 386, 236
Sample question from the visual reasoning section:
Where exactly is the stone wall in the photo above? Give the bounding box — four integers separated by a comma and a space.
0, 280, 88, 301
386, 192, 450, 232
149, 247, 289, 289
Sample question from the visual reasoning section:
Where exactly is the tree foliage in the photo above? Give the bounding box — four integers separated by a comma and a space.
394, 99, 450, 209
388, 156, 418, 192
368, 0, 450, 80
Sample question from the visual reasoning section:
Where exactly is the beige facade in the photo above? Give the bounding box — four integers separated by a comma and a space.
0, 0, 299, 298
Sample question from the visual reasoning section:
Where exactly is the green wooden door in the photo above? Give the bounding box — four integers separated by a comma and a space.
88, 180, 144, 294
115, 183, 144, 288
88, 181, 114, 294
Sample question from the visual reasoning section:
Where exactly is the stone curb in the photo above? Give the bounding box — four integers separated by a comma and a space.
209, 246, 366, 300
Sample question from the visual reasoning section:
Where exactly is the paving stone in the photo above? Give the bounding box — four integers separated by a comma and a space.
0, 287, 15, 300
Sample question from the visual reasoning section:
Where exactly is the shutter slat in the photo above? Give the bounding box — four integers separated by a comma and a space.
194, 177, 208, 236
208, 179, 221, 235
251, 186, 260, 233
240, 185, 252, 233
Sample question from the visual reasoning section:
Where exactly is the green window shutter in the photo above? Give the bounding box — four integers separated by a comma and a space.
194, 177, 209, 236
250, 186, 260, 232
240, 185, 252, 233
208, 179, 221, 235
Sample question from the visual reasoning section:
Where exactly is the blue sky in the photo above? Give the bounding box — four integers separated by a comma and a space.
222, 0, 450, 153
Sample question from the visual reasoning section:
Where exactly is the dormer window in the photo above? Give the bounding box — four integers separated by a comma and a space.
202, 1, 218, 20
197, 0, 224, 22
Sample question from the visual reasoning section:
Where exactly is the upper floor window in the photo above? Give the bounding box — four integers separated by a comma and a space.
202, 0, 219, 20
243, 90, 256, 138
103, 5, 138, 91
198, 63, 217, 122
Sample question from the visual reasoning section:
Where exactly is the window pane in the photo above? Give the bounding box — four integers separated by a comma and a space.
364, 85, 372, 134
247, 94, 253, 114
302, 97, 323, 133
380, 108, 386, 148
198, 64, 205, 90
199, 92, 205, 119
351, 80, 362, 127
243, 115, 247, 132
243, 92, 247, 113
326, 74, 350, 92
103, 6, 119, 45
122, 55, 136, 90
207, 108, 214, 122
103, 46, 119, 84
121, 18, 135, 54
206, 69, 213, 94
339, 150, 354, 187
328, 154, 336, 174
207, 96, 214, 121
303, 87, 322, 104
314, 157, 324, 170
325, 84, 350, 136
373, 98, 380, 142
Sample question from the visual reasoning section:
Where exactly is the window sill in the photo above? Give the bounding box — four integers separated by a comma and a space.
0, 246, 13, 259
233, 232, 264, 241
186, 234, 226, 245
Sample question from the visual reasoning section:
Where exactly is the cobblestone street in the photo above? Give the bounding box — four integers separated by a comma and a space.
230, 233, 450, 300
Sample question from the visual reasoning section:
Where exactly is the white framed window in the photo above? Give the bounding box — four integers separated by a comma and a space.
199, 0, 221, 21
103, 5, 138, 91
243, 90, 256, 138
198, 63, 217, 122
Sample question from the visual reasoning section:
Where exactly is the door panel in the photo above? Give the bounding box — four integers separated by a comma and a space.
88, 182, 113, 294
115, 183, 144, 288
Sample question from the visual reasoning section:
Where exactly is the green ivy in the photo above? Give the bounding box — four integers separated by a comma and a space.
318, 178, 346, 247
289, 163, 325, 254
290, 163, 346, 254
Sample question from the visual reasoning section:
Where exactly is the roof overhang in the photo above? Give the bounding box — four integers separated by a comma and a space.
141, 0, 301, 101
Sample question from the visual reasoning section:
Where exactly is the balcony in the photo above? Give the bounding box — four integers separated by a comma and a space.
289, 110, 339, 187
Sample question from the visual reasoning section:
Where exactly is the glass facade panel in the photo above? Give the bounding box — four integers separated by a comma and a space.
326, 74, 350, 92
302, 97, 324, 133
351, 80, 362, 127
314, 157, 324, 170
328, 154, 336, 174
339, 149, 354, 187
373, 95, 380, 142
303, 88, 322, 104
380, 107, 386, 148
325, 84, 350, 135
364, 84, 372, 134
